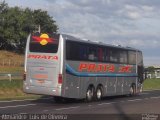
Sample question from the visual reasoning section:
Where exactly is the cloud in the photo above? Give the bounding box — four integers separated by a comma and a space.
24, 0, 160, 36
144, 56, 160, 66
5, 0, 160, 65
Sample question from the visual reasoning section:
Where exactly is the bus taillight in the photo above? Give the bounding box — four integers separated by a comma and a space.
58, 74, 63, 84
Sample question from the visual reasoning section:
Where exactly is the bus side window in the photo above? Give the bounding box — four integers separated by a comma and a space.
79, 44, 88, 60
66, 41, 80, 61
66, 42, 71, 60
88, 46, 97, 61
137, 51, 143, 65
104, 48, 109, 62
72, 43, 79, 60
98, 48, 103, 62
109, 49, 119, 63
128, 51, 136, 64
119, 50, 127, 64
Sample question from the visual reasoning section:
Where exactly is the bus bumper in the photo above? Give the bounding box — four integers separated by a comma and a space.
23, 84, 62, 96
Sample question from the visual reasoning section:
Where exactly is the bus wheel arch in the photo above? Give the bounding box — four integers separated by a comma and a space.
86, 84, 95, 102
96, 84, 104, 101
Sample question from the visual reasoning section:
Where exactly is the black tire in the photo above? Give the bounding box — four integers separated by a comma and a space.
86, 86, 94, 102
54, 96, 73, 103
54, 96, 63, 103
96, 86, 103, 101
139, 84, 143, 93
130, 84, 136, 96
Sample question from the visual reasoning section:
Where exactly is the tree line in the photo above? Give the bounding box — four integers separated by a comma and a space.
0, 1, 58, 53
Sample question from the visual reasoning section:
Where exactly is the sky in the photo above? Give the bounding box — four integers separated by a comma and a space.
3, 0, 160, 66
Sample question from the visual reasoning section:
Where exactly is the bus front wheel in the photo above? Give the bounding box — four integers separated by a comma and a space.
130, 84, 136, 96
86, 86, 94, 102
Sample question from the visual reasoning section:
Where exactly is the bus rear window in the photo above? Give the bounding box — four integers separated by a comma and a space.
29, 33, 59, 53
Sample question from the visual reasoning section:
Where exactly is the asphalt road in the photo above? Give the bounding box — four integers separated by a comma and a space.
0, 90, 160, 120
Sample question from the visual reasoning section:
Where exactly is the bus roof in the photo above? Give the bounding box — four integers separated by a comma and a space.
61, 34, 141, 52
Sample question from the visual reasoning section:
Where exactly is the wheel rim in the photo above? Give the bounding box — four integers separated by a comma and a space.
86, 89, 93, 101
97, 88, 102, 100
140, 86, 143, 93
130, 86, 134, 95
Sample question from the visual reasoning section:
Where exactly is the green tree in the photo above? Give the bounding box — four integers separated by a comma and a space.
0, 1, 58, 53
33, 9, 58, 33
146, 66, 155, 73
0, 0, 8, 49
3, 7, 22, 46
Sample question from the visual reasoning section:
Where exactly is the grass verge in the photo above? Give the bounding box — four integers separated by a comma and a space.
0, 66, 23, 73
0, 79, 41, 100
143, 78, 160, 90
0, 50, 24, 73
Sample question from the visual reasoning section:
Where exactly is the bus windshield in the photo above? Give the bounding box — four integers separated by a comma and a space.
29, 33, 59, 53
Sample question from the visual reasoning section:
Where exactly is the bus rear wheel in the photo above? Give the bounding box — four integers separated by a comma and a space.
96, 86, 103, 101
86, 86, 94, 102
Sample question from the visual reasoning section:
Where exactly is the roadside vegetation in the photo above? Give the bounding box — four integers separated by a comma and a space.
0, 79, 41, 100
0, 50, 24, 73
0, 1, 58, 53
0, 66, 23, 73
143, 78, 160, 90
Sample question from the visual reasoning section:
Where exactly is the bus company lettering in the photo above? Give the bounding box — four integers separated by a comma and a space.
28, 54, 58, 60
79, 62, 132, 73
119, 66, 132, 73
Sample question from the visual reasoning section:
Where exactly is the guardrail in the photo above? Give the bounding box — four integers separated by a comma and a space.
0, 73, 22, 81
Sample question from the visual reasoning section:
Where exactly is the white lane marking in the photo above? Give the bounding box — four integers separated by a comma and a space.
150, 96, 160, 99
43, 110, 49, 112
0, 97, 52, 103
127, 99, 142, 102
97, 98, 144, 106
0, 104, 36, 109
88, 105, 92, 107
140, 93, 149, 95
55, 106, 80, 111
98, 102, 116, 106
19, 113, 27, 114
120, 100, 125, 103
144, 98, 149, 100
0, 99, 36, 103
96, 96, 160, 107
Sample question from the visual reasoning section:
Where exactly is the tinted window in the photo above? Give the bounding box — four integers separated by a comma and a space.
79, 44, 88, 60
29, 33, 59, 53
66, 41, 129, 64
137, 51, 143, 65
66, 41, 81, 60
109, 49, 119, 63
88, 45, 98, 61
128, 51, 136, 64
98, 47, 105, 61
119, 50, 128, 64
66, 41, 98, 62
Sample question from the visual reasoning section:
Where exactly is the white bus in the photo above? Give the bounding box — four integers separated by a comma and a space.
23, 32, 144, 102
